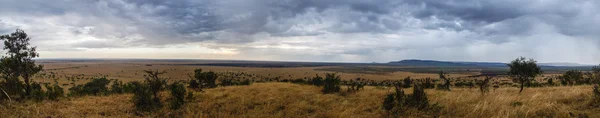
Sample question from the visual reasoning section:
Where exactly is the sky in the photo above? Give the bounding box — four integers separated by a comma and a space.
0, 0, 599, 64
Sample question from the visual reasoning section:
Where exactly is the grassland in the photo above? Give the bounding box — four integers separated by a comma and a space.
1, 83, 598, 117
1, 60, 598, 117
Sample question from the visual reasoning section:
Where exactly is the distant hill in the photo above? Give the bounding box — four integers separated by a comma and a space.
388, 59, 592, 67
538, 62, 594, 67
388, 59, 506, 67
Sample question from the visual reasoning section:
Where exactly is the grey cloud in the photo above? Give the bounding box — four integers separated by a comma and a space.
1, 0, 600, 63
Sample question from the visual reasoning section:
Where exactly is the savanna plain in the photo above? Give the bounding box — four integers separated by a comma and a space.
1, 60, 600, 118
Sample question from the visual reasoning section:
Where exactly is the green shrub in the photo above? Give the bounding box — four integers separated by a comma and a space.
310, 75, 324, 86
383, 83, 431, 111
402, 77, 412, 88
594, 84, 600, 102
169, 82, 186, 110
439, 71, 451, 91
192, 69, 218, 88
322, 73, 341, 94
546, 78, 554, 86
68, 77, 111, 96
131, 82, 160, 112
110, 80, 125, 94
188, 79, 199, 89
422, 78, 435, 89
589, 84, 600, 107
478, 76, 492, 94
29, 82, 45, 101
133, 70, 168, 112
1, 77, 24, 97
239, 79, 251, 85
122, 81, 139, 93
407, 84, 429, 109
383, 93, 395, 111
45, 83, 64, 100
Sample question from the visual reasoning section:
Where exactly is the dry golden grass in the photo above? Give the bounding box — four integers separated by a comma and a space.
2, 83, 598, 118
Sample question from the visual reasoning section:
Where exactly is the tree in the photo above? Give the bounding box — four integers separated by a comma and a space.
191, 69, 217, 89
143, 70, 168, 100
0, 29, 44, 98
507, 57, 542, 93
438, 71, 451, 91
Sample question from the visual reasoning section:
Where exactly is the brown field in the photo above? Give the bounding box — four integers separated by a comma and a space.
1, 60, 598, 117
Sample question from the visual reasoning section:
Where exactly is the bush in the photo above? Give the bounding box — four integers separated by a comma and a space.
439, 71, 451, 91
593, 84, 600, 102
45, 83, 64, 100
310, 75, 324, 86
29, 82, 45, 101
322, 73, 341, 94
110, 80, 125, 94
169, 82, 186, 110
122, 81, 139, 93
383, 93, 395, 111
192, 69, 218, 88
546, 78, 554, 86
407, 84, 429, 109
589, 84, 600, 107
422, 78, 435, 89
1, 77, 24, 98
347, 80, 365, 92
131, 82, 160, 111
402, 77, 412, 88
188, 79, 199, 89
560, 70, 583, 85
478, 76, 492, 94
382, 83, 431, 111
68, 77, 111, 96
143, 70, 167, 97
133, 70, 168, 112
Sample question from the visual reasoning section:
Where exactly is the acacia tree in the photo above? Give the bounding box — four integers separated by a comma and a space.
0, 29, 43, 97
507, 57, 541, 93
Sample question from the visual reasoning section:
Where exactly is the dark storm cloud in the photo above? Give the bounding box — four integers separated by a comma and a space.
0, 0, 599, 63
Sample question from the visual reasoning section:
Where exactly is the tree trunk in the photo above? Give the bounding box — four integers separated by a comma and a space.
24, 75, 31, 96
519, 80, 524, 93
